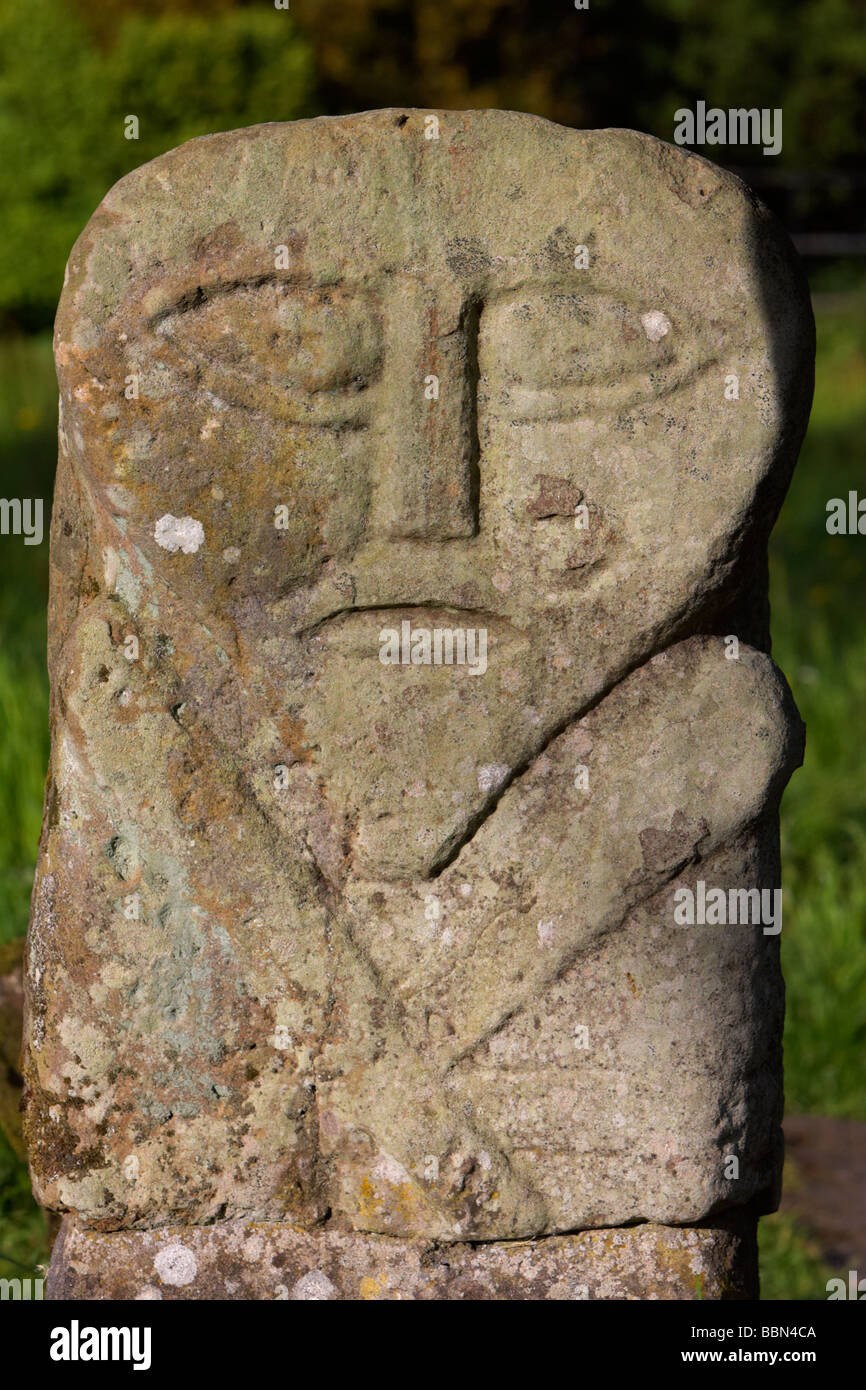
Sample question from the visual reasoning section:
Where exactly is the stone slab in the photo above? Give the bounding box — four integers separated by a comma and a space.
47, 1213, 757, 1300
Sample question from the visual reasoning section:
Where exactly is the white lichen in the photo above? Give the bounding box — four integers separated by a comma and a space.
641, 310, 671, 342
154, 514, 204, 554
154, 1243, 197, 1286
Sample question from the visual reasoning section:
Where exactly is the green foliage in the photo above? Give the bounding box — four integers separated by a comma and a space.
0, 1129, 49, 1281
0, 647, 48, 943
287, 0, 866, 167
0, 334, 54, 946
289, 0, 674, 127
0, 0, 312, 328
645, 0, 866, 168
759, 1210, 839, 1300
103, 9, 314, 166
769, 288, 866, 1117
0, 0, 107, 328
2, 0, 866, 325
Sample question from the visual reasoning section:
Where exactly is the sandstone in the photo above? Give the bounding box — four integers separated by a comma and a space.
47, 1213, 757, 1301
25, 109, 813, 1297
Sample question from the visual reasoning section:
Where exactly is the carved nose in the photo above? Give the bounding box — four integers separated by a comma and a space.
372, 284, 480, 540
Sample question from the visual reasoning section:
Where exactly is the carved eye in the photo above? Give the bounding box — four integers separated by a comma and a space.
153, 282, 383, 425
270, 288, 382, 394
477, 291, 716, 421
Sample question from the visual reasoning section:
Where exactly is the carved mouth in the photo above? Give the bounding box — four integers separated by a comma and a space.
299, 602, 505, 639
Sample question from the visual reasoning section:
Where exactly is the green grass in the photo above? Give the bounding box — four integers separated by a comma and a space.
0, 333, 54, 1287
0, 333, 53, 949
0, 293, 864, 1298
0, 647, 50, 944
770, 292, 866, 1119
760, 287, 866, 1297
0, 1129, 49, 1283
759, 1209, 840, 1301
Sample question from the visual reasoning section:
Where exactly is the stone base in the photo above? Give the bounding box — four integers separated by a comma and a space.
47, 1214, 757, 1300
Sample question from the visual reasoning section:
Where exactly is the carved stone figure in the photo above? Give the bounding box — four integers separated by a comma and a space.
26, 110, 813, 1299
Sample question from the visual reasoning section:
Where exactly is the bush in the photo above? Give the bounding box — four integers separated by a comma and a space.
0, 0, 312, 329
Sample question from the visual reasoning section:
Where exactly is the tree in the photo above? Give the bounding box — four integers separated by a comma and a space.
0, 0, 313, 328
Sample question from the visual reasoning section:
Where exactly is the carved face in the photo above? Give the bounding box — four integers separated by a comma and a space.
56, 111, 807, 879
39, 110, 812, 1245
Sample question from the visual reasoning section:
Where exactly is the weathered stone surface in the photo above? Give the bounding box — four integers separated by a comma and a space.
47, 1213, 757, 1301
25, 110, 813, 1295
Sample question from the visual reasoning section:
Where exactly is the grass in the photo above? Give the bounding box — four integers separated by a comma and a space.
759, 1209, 839, 1301
769, 290, 866, 1120
0, 333, 53, 951
0, 1129, 49, 1282
0, 333, 54, 1286
0, 284, 864, 1297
